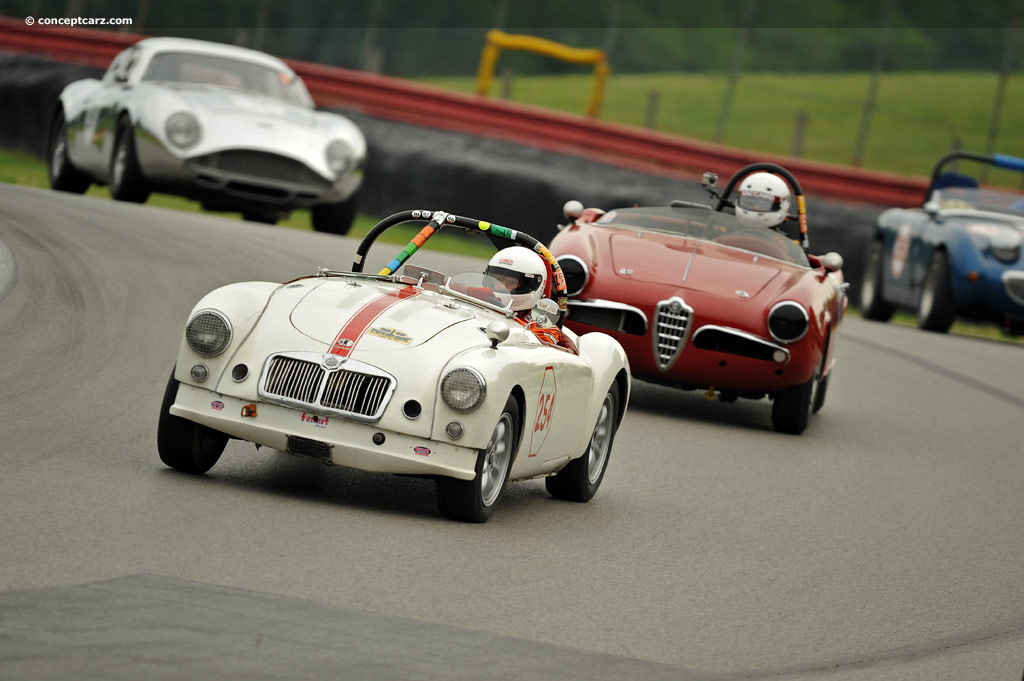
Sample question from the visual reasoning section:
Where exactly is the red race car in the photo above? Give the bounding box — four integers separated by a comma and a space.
548, 163, 848, 434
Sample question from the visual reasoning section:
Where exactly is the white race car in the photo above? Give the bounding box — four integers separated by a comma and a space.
158, 210, 631, 522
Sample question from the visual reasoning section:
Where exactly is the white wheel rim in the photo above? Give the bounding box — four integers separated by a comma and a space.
587, 393, 615, 484
480, 414, 513, 507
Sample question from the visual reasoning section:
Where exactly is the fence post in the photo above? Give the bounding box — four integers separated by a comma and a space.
791, 111, 808, 157
645, 90, 660, 129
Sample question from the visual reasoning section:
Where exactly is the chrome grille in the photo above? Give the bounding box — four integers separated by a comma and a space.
264, 356, 322, 403
322, 370, 391, 416
259, 353, 396, 422
653, 297, 693, 371
192, 150, 329, 187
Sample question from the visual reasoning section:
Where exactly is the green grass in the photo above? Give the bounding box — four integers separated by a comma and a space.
0, 147, 494, 259
423, 71, 1024, 186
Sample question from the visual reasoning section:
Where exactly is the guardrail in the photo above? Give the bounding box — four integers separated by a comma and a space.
0, 16, 928, 206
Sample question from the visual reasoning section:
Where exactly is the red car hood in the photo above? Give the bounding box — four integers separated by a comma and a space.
609, 232, 787, 298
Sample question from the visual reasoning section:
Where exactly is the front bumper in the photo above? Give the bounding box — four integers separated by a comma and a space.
170, 383, 478, 480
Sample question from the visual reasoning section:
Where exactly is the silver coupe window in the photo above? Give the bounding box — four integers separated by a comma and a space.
141, 51, 314, 106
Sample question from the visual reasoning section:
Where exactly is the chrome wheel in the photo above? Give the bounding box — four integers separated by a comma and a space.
480, 413, 514, 507
587, 393, 614, 485
112, 142, 127, 190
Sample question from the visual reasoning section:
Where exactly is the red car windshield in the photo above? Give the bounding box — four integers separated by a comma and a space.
595, 206, 810, 267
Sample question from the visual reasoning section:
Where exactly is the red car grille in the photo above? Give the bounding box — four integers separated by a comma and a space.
653, 297, 693, 370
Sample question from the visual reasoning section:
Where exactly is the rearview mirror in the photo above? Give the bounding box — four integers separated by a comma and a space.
821, 252, 844, 272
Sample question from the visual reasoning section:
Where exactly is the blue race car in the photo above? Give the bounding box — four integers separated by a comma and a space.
860, 151, 1024, 334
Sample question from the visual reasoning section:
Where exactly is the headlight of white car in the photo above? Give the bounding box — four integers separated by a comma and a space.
166, 112, 201, 149
185, 310, 232, 357
990, 229, 1022, 264
441, 367, 486, 413
325, 140, 354, 177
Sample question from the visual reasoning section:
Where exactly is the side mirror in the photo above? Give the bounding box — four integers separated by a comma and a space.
562, 200, 583, 221
701, 171, 718, 188
821, 252, 844, 272
485, 320, 510, 348
923, 200, 941, 217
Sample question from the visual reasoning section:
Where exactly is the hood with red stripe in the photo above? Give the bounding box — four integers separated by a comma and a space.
287, 280, 478, 354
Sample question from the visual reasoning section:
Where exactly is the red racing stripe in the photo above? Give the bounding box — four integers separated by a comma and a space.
328, 286, 422, 356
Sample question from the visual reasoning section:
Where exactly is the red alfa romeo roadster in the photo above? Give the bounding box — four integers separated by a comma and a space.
548, 163, 848, 434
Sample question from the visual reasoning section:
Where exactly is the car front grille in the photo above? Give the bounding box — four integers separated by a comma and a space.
192, 150, 330, 187
1004, 271, 1024, 307
259, 353, 395, 422
286, 435, 332, 462
653, 296, 693, 371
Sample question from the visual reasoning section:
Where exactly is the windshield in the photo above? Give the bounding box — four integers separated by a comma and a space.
933, 186, 1024, 218
594, 206, 810, 266
141, 51, 314, 106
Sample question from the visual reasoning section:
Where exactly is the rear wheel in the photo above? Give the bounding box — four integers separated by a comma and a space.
917, 250, 955, 333
109, 120, 150, 203
157, 370, 228, 474
546, 382, 619, 502
311, 195, 357, 235
437, 396, 519, 523
860, 240, 895, 321
47, 110, 90, 194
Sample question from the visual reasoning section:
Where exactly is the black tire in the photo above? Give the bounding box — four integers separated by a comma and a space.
812, 372, 830, 414
47, 110, 90, 194
917, 250, 956, 333
860, 239, 895, 322
437, 396, 519, 523
311, 195, 357, 235
157, 370, 228, 474
546, 382, 619, 502
109, 120, 150, 203
771, 357, 822, 435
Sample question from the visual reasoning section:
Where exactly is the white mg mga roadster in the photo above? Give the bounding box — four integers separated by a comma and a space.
158, 210, 631, 522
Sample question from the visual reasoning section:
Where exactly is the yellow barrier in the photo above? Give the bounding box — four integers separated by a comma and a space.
476, 29, 609, 118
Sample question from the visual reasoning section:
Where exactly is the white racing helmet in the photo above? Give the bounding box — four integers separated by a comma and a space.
735, 172, 791, 230
483, 246, 548, 312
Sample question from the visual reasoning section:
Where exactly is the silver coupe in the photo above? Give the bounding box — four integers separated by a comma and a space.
47, 37, 366, 234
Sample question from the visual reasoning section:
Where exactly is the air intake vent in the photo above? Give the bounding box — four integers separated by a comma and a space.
286, 435, 332, 462
653, 297, 693, 371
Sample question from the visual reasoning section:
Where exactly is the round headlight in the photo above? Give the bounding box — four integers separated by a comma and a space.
165, 112, 201, 149
556, 255, 589, 296
185, 310, 232, 357
990, 229, 1022, 264
441, 367, 486, 413
325, 140, 353, 177
768, 301, 809, 344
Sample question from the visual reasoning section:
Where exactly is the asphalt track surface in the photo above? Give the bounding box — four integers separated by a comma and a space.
1, 183, 1023, 681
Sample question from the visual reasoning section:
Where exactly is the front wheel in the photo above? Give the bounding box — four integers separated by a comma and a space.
311, 195, 357, 235
917, 250, 955, 333
437, 396, 519, 523
546, 382, 619, 502
771, 356, 823, 435
47, 110, 91, 194
157, 370, 228, 474
109, 121, 150, 203
860, 240, 895, 321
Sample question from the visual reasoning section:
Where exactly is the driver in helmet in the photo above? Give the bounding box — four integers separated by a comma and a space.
483, 247, 561, 344
735, 171, 792, 232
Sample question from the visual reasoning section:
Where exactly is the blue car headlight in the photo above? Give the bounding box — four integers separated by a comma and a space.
990, 229, 1022, 264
